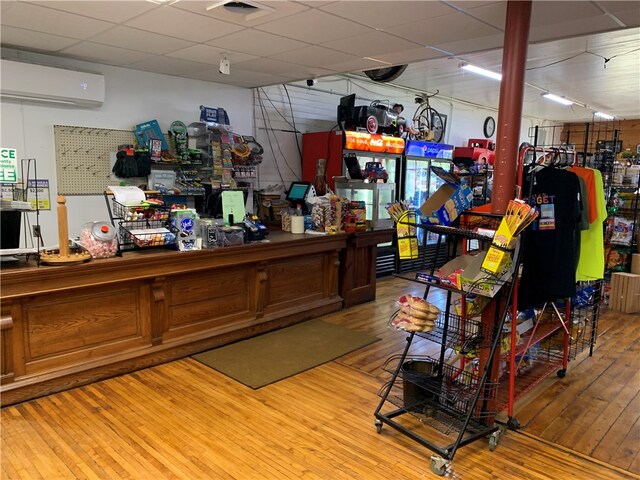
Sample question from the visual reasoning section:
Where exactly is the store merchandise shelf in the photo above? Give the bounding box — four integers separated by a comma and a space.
394, 271, 512, 299
379, 381, 492, 437
504, 321, 562, 359
388, 312, 495, 350
496, 353, 564, 412
380, 355, 498, 436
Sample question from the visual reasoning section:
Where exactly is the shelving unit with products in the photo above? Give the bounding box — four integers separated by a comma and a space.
604, 166, 639, 276
104, 191, 177, 254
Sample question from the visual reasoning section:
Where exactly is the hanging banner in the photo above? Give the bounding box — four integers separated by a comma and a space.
0, 148, 18, 183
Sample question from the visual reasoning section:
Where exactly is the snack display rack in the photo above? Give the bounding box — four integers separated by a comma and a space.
104, 192, 177, 254
374, 212, 518, 475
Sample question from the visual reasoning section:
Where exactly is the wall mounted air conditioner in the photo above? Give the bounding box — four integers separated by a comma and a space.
0, 59, 105, 108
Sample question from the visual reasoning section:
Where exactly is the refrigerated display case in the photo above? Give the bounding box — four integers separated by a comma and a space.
335, 181, 396, 230
302, 130, 404, 193
402, 140, 454, 245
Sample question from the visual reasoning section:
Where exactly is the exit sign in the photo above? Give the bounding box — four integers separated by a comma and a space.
0, 148, 18, 183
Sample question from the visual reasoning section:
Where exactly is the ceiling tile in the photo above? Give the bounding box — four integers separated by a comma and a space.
325, 57, 395, 74
434, 33, 505, 57
206, 30, 309, 57
388, 12, 501, 47
0, 26, 79, 52
270, 45, 358, 67
531, 1, 605, 27
1, 2, 115, 39
446, 1, 502, 11
58, 41, 152, 66
458, 2, 506, 30
295, 1, 335, 7
166, 44, 258, 65
320, 31, 422, 57
128, 55, 211, 76
173, 1, 310, 27
190, 69, 289, 88
601, 3, 640, 27
255, 9, 371, 43
232, 57, 301, 75
30, 1, 157, 24
530, 16, 624, 43
90, 26, 196, 55
125, 5, 244, 43
318, 1, 456, 29
372, 46, 446, 66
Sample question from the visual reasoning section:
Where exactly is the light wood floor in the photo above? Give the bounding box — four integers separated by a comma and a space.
1, 277, 638, 480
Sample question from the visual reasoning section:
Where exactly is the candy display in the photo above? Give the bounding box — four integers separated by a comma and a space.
79, 221, 118, 258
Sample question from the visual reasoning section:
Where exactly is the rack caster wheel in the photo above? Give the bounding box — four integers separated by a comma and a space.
557, 369, 567, 378
507, 417, 521, 430
374, 419, 382, 434
489, 431, 500, 451
430, 455, 448, 476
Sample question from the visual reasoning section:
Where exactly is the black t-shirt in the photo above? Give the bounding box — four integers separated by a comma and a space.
519, 168, 582, 308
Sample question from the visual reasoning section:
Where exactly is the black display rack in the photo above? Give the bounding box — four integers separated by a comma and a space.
104, 192, 177, 254
374, 214, 518, 475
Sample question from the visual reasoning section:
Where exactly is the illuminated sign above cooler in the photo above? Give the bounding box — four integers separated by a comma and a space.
344, 131, 404, 154
405, 140, 454, 159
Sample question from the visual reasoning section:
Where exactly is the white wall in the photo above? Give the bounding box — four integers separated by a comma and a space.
253, 74, 551, 190
1, 49, 253, 246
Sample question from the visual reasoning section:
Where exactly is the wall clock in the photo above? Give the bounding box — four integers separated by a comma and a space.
483, 116, 496, 138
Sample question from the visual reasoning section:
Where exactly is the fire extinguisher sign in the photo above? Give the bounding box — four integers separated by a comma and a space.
0, 148, 18, 183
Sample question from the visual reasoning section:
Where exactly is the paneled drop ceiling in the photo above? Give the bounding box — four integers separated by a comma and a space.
1, 0, 639, 121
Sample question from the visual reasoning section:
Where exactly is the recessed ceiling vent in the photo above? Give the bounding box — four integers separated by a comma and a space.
206, 0, 275, 19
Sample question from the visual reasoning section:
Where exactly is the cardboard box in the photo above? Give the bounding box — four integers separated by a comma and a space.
420, 167, 473, 225
631, 253, 640, 275
610, 272, 640, 314
459, 252, 514, 297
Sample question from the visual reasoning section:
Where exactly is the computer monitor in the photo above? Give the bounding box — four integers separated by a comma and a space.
337, 94, 356, 124
285, 182, 311, 205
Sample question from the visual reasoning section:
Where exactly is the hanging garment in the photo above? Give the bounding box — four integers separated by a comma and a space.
571, 168, 607, 280
519, 167, 582, 308
576, 176, 590, 231
569, 166, 598, 224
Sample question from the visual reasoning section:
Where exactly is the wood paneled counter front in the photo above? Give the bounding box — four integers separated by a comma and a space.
0, 232, 346, 406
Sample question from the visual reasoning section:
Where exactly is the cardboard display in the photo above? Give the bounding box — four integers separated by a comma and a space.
419, 166, 472, 225
631, 253, 640, 275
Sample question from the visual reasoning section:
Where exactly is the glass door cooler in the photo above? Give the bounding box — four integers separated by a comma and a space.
402, 140, 454, 245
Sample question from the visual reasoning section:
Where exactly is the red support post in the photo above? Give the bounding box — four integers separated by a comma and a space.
492, 0, 533, 214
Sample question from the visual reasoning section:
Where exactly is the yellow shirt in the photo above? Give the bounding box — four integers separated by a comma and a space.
576, 169, 607, 281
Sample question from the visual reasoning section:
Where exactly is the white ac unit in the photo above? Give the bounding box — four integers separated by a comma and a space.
0, 59, 105, 108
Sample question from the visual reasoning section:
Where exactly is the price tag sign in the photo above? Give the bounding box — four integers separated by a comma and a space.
0, 148, 18, 183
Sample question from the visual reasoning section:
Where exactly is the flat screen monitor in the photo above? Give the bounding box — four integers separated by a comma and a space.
337, 93, 356, 124
286, 182, 311, 204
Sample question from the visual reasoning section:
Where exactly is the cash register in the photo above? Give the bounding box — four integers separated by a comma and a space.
285, 181, 312, 213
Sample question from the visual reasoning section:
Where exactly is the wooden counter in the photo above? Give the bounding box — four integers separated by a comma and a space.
339, 229, 394, 307
0, 232, 346, 406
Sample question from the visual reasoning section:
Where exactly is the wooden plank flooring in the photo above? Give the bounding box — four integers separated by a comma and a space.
1, 276, 639, 479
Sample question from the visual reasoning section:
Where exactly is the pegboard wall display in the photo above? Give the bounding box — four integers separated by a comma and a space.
54, 125, 137, 195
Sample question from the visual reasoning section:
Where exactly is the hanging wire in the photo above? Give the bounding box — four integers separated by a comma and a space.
282, 84, 303, 163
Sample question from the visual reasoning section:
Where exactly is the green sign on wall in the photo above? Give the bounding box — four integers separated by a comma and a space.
0, 148, 18, 183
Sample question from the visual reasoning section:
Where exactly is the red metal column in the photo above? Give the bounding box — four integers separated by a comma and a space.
492, 0, 532, 214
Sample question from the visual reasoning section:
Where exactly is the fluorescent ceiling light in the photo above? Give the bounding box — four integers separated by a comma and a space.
542, 93, 573, 106
460, 63, 502, 81
594, 111, 615, 120
146, 0, 180, 4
